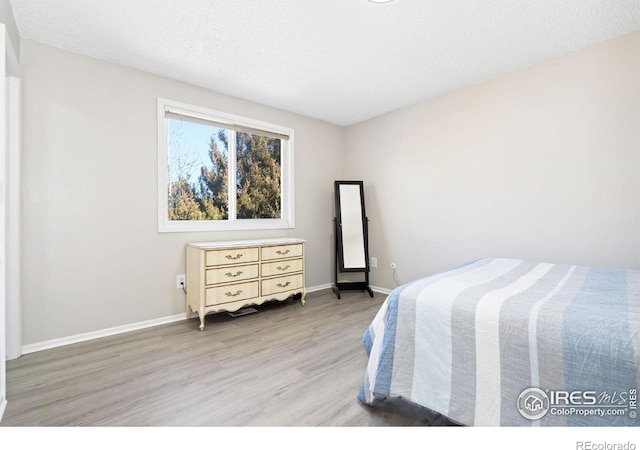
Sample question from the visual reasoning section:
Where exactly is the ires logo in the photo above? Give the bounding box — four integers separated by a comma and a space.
549, 390, 598, 405
517, 388, 550, 420
517, 388, 638, 421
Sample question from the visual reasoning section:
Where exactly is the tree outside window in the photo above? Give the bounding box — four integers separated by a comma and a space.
158, 98, 294, 232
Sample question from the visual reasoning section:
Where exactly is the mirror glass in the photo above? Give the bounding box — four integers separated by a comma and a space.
337, 183, 367, 270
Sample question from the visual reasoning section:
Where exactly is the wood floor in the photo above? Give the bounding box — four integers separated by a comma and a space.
1, 289, 455, 427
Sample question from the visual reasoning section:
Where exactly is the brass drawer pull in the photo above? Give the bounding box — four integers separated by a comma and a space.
276, 249, 290, 255
276, 265, 291, 271
225, 290, 243, 297
225, 253, 243, 260
276, 281, 291, 288
225, 271, 243, 278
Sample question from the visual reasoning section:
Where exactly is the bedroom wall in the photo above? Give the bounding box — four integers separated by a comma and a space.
20, 39, 344, 346
2, 0, 21, 421
0, 0, 19, 61
345, 31, 640, 289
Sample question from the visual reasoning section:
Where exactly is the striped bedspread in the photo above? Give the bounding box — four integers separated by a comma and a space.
358, 258, 640, 426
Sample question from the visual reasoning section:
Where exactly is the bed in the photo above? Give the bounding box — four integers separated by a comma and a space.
358, 258, 640, 426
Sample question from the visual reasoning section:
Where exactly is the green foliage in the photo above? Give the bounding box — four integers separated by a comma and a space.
168, 177, 206, 220
199, 134, 229, 220
236, 132, 281, 219
168, 128, 281, 221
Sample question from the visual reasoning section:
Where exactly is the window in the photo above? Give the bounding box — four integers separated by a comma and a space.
157, 98, 295, 232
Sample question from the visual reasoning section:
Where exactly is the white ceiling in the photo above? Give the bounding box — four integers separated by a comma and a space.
9, 0, 640, 126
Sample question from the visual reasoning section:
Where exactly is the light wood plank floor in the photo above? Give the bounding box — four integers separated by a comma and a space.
1, 290, 455, 427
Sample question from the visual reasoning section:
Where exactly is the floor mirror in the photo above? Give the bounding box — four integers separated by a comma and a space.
332, 180, 373, 299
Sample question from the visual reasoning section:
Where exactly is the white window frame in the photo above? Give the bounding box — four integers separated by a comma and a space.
157, 98, 295, 233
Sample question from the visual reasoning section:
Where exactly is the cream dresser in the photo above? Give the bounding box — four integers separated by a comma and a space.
186, 238, 306, 330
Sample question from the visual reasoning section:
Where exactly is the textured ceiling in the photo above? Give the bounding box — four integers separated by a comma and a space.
9, 0, 640, 126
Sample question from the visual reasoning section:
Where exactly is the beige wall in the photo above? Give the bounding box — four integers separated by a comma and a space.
20, 30, 640, 345
345, 31, 640, 288
20, 39, 344, 344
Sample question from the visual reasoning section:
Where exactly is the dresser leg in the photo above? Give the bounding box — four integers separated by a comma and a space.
300, 290, 306, 305
199, 308, 205, 330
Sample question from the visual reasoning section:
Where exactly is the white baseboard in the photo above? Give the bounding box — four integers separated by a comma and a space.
371, 285, 393, 295
306, 283, 333, 294
308, 283, 392, 296
21, 313, 186, 355
20, 283, 395, 356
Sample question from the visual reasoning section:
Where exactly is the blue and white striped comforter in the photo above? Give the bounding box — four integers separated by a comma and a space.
358, 258, 640, 426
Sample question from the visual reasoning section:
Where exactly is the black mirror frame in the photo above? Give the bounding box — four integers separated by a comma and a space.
332, 180, 374, 299
335, 180, 369, 272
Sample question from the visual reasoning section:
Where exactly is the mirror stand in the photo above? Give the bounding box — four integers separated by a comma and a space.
332, 180, 374, 300
332, 218, 374, 299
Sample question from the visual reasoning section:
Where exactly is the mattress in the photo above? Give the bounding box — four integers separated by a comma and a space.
358, 258, 640, 426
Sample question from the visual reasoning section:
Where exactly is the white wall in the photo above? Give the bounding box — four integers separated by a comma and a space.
19, 30, 640, 347
0, 0, 19, 62
1, 0, 21, 421
0, 23, 8, 422
345, 31, 640, 289
20, 39, 344, 346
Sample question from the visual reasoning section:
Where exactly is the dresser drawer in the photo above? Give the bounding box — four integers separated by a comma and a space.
261, 258, 303, 277
206, 281, 260, 306
261, 243, 303, 261
206, 264, 259, 285
206, 247, 259, 267
261, 274, 304, 296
